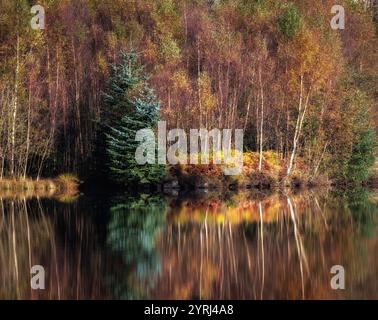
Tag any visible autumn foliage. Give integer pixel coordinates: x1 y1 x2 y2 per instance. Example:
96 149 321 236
0 0 376 184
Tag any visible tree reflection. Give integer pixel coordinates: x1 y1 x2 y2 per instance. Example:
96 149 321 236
0 188 377 300
344 187 377 237
145 190 378 299
107 194 167 299
0 196 111 299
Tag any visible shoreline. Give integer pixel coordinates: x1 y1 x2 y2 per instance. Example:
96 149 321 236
0 175 79 201
0 168 375 200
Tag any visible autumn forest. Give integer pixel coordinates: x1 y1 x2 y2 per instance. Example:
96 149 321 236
0 0 377 187
1 0 378 302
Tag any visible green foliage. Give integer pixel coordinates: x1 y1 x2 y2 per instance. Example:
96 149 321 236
94 51 145 179
341 187 377 237
237 0 268 14
107 194 167 299
157 0 176 15
346 128 376 183
329 85 377 184
278 3 301 39
106 96 165 185
107 72 164 185
103 51 146 126
105 52 166 186
0 0 377 182
236 0 274 22
160 37 181 62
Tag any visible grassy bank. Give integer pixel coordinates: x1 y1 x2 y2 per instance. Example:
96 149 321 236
0 174 80 202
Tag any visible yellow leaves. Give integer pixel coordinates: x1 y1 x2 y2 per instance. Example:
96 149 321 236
168 193 296 226
160 37 181 63
96 52 108 75
298 30 319 75
243 151 282 175
283 25 341 94
171 70 191 93
105 31 117 51
156 0 175 16
285 28 317 79
143 37 158 64
152 0 182 63
198 72 216 112
125 20 144 43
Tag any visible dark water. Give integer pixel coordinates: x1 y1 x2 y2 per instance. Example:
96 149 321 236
0 188 377 300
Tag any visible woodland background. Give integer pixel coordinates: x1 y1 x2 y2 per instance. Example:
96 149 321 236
0 0 377 183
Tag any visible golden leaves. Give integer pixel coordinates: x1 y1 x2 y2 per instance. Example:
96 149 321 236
198 72 216 112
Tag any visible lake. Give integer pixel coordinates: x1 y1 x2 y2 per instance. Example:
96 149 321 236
0 187 377 299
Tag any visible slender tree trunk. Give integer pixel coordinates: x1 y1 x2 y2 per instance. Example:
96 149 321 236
258 67 264 172
0 88 9 178
287 76 311 176
218 66 223 128
243 99 251 132
197 40 202 128
24 79 32 179
11 35 20 177
72 37 84 161
312 142 328 178
37 134 52 180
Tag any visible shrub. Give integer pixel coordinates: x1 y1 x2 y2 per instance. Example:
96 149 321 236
278 3 301 39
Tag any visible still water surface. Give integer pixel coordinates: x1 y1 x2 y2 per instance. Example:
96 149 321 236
0 188 377 299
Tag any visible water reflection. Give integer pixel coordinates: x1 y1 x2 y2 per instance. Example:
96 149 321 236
0 197 110 299
107 195 167 299
0 188 377 300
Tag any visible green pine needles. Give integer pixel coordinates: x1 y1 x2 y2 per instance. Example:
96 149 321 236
105 52 166 186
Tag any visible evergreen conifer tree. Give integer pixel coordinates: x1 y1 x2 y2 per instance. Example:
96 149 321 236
105 52 165 185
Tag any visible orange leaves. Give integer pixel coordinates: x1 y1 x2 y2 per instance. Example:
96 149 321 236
280 21 341 95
